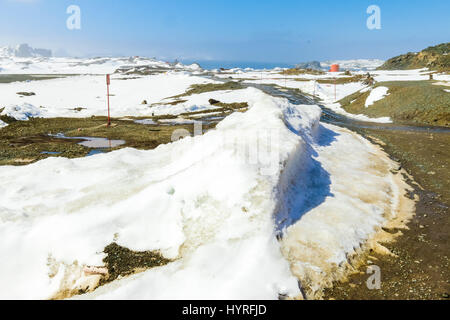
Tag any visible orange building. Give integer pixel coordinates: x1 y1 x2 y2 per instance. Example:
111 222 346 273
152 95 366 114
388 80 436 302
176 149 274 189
329 64 340 72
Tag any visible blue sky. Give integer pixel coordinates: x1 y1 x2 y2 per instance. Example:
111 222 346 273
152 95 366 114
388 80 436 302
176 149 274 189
0 0 449 63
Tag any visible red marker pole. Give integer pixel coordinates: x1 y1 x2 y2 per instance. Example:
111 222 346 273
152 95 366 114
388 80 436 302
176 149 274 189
106 74 111 127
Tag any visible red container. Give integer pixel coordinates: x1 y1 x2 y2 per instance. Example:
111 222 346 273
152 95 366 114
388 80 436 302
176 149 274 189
329 64 340 72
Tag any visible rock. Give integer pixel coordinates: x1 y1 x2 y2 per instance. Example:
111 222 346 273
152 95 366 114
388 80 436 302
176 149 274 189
16 92 35 96
141 100 148 105
209 99 221 105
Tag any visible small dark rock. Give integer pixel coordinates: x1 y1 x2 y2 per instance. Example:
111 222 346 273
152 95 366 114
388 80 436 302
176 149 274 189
16 92 36 96
209 99 221 105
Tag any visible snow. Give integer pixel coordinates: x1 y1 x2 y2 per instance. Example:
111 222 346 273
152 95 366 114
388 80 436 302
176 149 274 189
134 119 157 125
0 44 52 58
213 67 446 124
0 88 304 299
326 102 392 123
365 86 390 107
0 47 203 75
281 123 406 293
0 103 43 121
151 88 251 116
372 69 430 82
240 75 392 123
0 73 216 119
0 53 415 299
320 59 384 71
0 85 409 300
0 120 8 128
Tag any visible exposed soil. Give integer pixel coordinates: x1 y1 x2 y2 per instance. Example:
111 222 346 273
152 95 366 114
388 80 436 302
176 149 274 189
280 68 325 76
0 116 217 166
0 74 75 83
101 243 172 284
339 81 450 127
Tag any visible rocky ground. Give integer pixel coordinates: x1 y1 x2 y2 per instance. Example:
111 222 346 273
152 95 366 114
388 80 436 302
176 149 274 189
377 42 449 72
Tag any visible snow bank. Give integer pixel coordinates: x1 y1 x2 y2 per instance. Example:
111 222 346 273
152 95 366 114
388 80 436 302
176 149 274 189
280 124 413 297
0 87 318 300
365 87 389 107
1 103 43 121
0 120 8 128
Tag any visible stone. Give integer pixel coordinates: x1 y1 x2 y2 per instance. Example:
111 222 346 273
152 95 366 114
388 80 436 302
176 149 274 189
209 99 221 105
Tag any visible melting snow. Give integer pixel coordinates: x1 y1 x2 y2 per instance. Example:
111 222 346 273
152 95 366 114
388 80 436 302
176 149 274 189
365 87 390 108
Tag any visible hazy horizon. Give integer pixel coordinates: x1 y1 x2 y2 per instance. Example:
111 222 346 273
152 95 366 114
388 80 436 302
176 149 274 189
1 0 449 64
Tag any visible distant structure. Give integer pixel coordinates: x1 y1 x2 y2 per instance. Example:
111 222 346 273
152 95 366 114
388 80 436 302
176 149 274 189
329 64 340 72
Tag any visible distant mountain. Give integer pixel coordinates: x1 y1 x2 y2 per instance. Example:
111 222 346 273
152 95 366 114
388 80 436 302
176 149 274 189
295 61 322 71
377 43 450 72
0 44 52 58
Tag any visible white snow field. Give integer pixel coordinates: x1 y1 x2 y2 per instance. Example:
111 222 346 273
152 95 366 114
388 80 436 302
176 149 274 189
0 83 412 299
0 52 202 75
0 73 216 120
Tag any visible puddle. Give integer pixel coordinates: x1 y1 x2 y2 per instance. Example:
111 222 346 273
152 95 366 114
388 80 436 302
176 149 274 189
134 119 157 125
87 149 108 157
134 118 197 126
51 133 126 148
40 151 61 155
78 137 125 148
